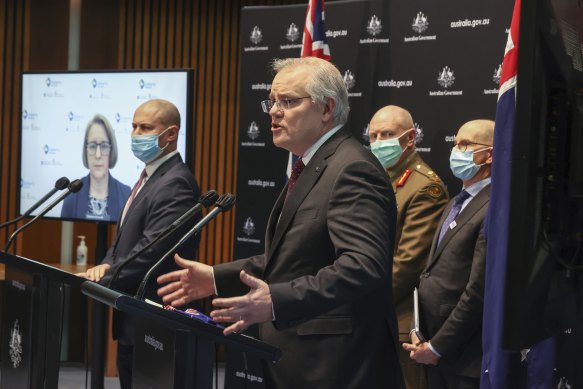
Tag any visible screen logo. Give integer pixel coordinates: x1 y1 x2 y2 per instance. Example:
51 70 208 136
243 217 256 236
437 66 455 88
360 14 389 44
9 319 23 368
247 121 260 140
366 15 382 36
250 26 263 45
244 26 268 51
286 23 300 43
412 12 429 34
241 122 265 147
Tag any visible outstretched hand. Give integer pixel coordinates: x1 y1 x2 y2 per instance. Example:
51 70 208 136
157 254 215 306
210 270 273 335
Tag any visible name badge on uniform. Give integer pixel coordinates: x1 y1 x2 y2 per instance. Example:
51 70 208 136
449 221 457 230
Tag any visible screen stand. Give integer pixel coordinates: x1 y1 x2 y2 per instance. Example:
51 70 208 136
91 222 109 388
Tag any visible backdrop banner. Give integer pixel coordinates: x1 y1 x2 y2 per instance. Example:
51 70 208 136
229 0 512 387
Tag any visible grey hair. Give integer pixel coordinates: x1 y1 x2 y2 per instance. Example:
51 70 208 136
271 57 350 126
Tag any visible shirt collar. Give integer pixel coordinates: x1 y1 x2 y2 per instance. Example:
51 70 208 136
464 177 491 198
144 150 179 179
301 124 344 166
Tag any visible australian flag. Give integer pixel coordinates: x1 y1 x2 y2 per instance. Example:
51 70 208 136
301 0 331 60
481 0 555 387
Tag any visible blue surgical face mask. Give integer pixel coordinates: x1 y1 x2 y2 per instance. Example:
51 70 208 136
449 147 490 180
131 127 171 163
370 129 412 169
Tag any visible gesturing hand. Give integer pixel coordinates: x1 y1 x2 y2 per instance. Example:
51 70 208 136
157 254 215 306
210 270 273 335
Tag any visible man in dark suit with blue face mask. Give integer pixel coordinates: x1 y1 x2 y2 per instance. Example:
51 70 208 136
403 119 494 389
77 99 200 389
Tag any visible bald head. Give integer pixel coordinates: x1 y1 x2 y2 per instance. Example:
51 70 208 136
456 119 494 146
136 99 181 129
370 105 414 134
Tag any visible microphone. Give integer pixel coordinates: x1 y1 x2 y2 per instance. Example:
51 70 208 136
0 177 70 229
135 193 236 300
168 190 219 231
3 179 83 252
105 190 219 289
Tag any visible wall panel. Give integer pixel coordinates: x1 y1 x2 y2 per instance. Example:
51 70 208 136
1 0 313 264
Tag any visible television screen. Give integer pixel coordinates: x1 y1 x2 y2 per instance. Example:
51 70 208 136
19 69 194 223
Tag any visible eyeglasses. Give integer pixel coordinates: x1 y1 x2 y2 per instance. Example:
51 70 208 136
260 96 312 113
86 142 112 155
451 141 492 153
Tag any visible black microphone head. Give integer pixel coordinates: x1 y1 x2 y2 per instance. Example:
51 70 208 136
199 190 219 208
68 179 84 193
216 193 236 211
55 177 70 190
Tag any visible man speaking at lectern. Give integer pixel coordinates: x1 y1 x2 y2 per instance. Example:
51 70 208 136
158 57 403 388
78 99 200 389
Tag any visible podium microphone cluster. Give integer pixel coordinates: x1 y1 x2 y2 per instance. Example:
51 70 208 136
3 179 83 252
0 176 70 229
135 193 236 300
106 190 220 289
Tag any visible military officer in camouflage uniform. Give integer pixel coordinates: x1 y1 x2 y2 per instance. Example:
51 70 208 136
369 105 449 389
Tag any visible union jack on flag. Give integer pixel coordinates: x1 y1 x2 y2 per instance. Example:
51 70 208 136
301 0 331 60
288 0 332 178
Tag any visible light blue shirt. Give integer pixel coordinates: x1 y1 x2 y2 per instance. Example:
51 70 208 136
301 124 344 164
460 177 491 214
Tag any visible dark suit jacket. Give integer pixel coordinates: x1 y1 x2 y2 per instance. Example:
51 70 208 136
215 129 402 389
60 173 131 221
418 184 490 378
100 154 200 343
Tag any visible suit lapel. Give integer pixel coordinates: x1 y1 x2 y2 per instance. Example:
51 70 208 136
266 129 350 261
112 154 181 254
428 200 453 258
427 184 490 268
264 187 286 253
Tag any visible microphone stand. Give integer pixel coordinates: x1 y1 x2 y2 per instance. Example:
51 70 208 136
134 193 236 300
105 190 219 288
0 177 70 229
3 179 83 252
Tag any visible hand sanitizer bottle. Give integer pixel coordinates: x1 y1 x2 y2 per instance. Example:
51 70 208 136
76 235 88 266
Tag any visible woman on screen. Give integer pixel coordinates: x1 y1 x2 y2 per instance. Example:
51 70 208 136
61 114 131 221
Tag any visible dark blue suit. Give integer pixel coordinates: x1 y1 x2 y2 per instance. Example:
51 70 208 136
60 173 131 221
99 154 200 388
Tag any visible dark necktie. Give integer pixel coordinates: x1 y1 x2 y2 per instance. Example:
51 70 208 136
437 190 470 245
286 158 305 200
